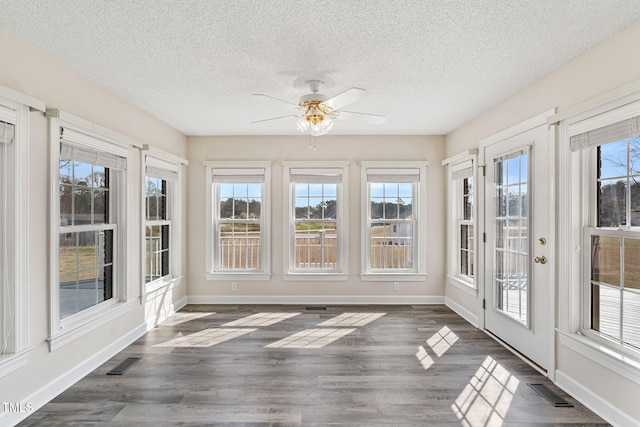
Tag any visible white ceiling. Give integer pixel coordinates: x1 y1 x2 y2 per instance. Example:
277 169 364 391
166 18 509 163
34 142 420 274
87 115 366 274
1 1 640 136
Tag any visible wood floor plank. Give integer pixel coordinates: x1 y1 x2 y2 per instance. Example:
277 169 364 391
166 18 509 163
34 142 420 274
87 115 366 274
19 305 610 426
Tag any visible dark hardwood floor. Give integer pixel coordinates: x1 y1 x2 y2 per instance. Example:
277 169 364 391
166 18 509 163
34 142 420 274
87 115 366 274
20 305 609 426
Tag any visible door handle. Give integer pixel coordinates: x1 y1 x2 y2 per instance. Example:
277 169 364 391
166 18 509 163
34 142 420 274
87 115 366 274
534 255 547 264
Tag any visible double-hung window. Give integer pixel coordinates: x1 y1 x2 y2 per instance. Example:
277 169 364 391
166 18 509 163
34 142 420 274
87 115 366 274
361 161 428 281
205 162 271 280
567 104 640 354
49 110 135 350
283 162 348 280
0 89 40 376
143 147 186 295
443 153 477 292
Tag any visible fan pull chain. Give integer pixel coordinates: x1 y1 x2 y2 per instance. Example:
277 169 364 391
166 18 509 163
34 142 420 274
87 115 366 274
308 134 318 151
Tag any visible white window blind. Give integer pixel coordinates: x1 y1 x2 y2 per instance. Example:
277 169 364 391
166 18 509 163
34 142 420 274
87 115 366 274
146 165 178 182
0 121 14 145
60 141 127 171
367 168 421 183
60 127 128 170
289 168 343 184
212 168 265 183
451 159 474 180
570 115 640 151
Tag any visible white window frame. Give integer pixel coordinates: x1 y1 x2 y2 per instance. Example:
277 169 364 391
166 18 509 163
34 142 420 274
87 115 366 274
360 161 428 282
141 146 187 300
0 86 43 377
282 161 349 281
443 151 478 295
48 110 139 351
205 161 271 281
558 94 640 385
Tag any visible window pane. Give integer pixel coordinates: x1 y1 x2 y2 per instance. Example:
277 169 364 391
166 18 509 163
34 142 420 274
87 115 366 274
623 290 640 350
398 183 412 197
370 198 384 219
74 162 92 185
598 179 626 227
92 165 107 188
591 283 621 341
308 197 323 219
384 183 398 197
73 185 92 225
218 222 261 269
293 222 337 269
145 225 170 283
631 178 640 226
233 183 248 198
60 183 73 226
591 235 620 286
59 230 113 319
399 199 412 219
94 189 108 224
599 139 627 179
624 237 640 290
308 183 323 197
369 222 413 269
219 183 234 199
384 202 398 219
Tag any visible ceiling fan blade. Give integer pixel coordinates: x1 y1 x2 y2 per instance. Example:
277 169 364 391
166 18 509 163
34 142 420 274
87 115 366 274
251 93 298 107
250 114 298 124
337 110 386 125
324 87 368 110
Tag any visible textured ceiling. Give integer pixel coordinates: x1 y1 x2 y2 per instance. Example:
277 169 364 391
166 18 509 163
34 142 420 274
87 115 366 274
1 1 640 136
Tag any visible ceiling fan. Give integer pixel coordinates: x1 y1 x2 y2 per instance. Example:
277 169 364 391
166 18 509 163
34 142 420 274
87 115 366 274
251 80 386 137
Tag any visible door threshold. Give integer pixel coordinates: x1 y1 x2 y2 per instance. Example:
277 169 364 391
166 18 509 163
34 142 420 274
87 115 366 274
484 329 547 377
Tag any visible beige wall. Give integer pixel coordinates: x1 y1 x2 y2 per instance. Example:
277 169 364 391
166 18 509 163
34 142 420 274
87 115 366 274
444 20 640 424
0 29 188 423
187 135 446 302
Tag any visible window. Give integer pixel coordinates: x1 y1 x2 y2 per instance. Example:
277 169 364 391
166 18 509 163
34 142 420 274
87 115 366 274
49 110 136 350
205 162 271 280
283 162 348 280
361 162 428 281
562 100 640 362
0 93 34 377
443 153 477 292
143 148 186 294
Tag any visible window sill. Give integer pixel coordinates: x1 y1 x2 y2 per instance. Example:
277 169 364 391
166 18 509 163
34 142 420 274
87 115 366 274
48 300 134 352
0 347 32 379
205 272 272 281
283 273 349 282
360 273 427 282
447 275 478 297
142 275 183 303
557 329 640 385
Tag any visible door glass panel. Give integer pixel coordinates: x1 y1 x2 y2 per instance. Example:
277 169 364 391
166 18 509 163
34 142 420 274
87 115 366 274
494 150 529 326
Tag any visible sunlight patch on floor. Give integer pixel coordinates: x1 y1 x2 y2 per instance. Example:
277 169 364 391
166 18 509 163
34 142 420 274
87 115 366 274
427 325 459 357
451 355 520 427
221 312 301 327
415 345 434 369
265 328 357 349
161 312 214 326
154 328 256 348
316 312 386 327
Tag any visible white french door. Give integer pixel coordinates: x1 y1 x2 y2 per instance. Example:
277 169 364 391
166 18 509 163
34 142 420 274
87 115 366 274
482 118 553 370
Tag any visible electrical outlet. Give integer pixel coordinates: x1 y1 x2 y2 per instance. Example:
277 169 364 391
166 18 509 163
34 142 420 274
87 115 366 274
393 282 400 291
231 281 238 291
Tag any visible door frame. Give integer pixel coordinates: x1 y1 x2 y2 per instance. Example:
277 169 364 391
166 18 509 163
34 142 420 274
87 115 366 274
477 109 556 380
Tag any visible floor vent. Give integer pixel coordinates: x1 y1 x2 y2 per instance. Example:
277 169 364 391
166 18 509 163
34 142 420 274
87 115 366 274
528 383 574 407
107 357 141 375
306 306 327 311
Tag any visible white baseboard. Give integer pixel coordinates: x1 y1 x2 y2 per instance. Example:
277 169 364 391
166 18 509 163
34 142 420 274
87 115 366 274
2 323 147 427
187 295 445 305
555 370 638 427
444 296 480 328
